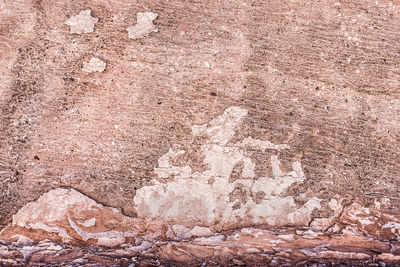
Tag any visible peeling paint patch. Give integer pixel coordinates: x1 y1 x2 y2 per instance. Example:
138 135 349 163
82 57 106 73
288 197 322 224
154 149 192 179
241 137 290 151
191 106 248 145
127 12 158 39
134 106 321 227
65 10 98 34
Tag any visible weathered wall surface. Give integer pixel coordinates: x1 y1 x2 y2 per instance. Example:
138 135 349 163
1 0 400 265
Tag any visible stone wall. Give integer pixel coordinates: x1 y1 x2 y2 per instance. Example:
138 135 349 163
1 0 400 265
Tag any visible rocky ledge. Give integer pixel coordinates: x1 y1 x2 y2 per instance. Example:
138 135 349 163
1 188 400 265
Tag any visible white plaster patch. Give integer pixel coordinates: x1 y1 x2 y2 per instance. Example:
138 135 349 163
82 57 106 73
134 106 321 227
191 106 248 145
241 136 290 151
154 149 191 179
65 10 98 34
288 197 322 225
127 12 158 39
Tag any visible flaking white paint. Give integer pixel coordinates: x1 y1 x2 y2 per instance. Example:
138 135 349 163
127 12 158 39
82 57 106 73
134 106 321 227
65 10 98 34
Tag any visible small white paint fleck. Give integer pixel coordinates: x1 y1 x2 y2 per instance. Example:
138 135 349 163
65 10 98 34
358 217 374 226
127 12 158 39
241 137 290 151
356 69 360 74
82 57 106 73
205 61 211 68
77 218 96 228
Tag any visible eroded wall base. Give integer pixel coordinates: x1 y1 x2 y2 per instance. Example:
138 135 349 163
1 188 400 265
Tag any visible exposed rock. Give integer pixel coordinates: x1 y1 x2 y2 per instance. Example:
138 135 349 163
1 186 400 265
172 224 192 240
190 226 213 237
1 188 138 247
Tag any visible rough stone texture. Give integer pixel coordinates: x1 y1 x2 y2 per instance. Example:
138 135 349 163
1 0 400 265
